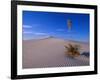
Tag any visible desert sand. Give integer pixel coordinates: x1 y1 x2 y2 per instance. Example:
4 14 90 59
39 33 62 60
22 37 89 69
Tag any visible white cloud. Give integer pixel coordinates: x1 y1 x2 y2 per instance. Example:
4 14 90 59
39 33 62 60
23 24 40 29
23 25 32 28
34 32 47 35
23 31 33 34
23 31 47 36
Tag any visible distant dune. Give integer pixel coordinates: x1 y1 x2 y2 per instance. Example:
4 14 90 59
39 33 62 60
22 37 89 69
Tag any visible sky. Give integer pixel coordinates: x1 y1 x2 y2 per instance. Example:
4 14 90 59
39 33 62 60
22 11 90 42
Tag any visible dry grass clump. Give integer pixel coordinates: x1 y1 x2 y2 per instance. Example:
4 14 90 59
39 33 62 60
65 44 80 58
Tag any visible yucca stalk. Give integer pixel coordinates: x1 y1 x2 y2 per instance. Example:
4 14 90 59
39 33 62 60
65 44 80 57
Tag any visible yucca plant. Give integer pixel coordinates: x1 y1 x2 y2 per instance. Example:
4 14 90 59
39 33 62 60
65 44 80 57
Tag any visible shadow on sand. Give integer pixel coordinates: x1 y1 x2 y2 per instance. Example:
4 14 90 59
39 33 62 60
81 52 90 57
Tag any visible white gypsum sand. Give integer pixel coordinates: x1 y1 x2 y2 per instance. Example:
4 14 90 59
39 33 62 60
22 37 89 69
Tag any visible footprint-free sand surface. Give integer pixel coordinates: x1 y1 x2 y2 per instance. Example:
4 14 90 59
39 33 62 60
22 37 89 69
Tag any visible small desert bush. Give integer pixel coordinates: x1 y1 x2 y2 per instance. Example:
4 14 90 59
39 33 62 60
65 44 80 57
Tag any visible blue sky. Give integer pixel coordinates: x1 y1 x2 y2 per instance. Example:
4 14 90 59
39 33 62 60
22 11 90 42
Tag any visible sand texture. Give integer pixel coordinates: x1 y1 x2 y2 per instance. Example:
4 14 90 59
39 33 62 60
22 38 89 69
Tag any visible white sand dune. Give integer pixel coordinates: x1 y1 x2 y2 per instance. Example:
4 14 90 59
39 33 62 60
22 38 89 69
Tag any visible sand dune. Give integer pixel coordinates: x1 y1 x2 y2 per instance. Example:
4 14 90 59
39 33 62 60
22 38 89 69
